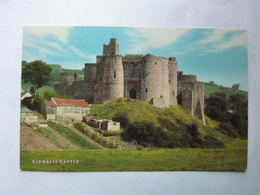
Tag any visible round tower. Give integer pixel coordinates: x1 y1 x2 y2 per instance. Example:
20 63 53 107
102 55 124 103
141 54 169 108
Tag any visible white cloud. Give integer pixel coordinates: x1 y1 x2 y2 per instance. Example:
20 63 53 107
69 46 96 61
197 29 247 52
208 32 247 52
126 27 191 53
23 26 73 43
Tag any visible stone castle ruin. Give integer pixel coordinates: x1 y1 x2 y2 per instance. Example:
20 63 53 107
55 38 205 124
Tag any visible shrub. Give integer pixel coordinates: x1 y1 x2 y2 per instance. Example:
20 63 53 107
74 122 117 149
112 114 129 128
124 121 172 148
103 131 121 136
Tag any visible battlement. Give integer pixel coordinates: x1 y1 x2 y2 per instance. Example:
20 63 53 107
178 73 197 82
103 38 119 55
169 57 177 61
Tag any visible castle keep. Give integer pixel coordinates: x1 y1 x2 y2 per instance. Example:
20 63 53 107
55 38 205 124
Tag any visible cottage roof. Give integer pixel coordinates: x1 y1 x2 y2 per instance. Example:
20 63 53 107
83 115 93 121
44 100 56 107
51 98 90 107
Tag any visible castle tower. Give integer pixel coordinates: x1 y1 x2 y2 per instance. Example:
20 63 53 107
94 38 124 104
177 72 205 124
103 38 119 55
102 55 124 103
141 54 170 108
168 57 178 105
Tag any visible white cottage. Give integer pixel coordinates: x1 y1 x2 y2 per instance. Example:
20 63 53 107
42 98 90 121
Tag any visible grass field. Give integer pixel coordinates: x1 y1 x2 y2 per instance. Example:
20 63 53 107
20 140 247 172
204 83 248 98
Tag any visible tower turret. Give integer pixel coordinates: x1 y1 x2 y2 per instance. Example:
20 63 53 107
103 38 119 55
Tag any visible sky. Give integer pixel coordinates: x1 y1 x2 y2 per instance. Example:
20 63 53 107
22 26 248 91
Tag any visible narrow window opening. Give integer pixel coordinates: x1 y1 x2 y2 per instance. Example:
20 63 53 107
173 91 175 95
114 71 116 78
146 88 148 93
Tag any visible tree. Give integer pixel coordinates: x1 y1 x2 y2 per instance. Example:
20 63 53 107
22 60 52 91
208 81 215 86
232 83 240 90
22 60 27 68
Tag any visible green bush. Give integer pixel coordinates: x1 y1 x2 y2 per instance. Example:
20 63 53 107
74 122 117 149
124 121 173 148
103 131 121 136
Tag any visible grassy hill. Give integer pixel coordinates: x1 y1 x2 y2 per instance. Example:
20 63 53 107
204 82 248 99
91 98 232 148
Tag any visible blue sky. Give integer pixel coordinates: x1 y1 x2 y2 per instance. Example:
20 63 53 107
22 26 248 91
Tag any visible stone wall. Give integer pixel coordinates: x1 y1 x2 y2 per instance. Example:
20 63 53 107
60 72 75 85
177 73 205 124
122 55 144 100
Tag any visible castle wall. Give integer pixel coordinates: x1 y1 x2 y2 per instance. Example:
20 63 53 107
193 81 205 124
122 55 144 100
85 63 96 82
70 81 95 103
60 72 75 85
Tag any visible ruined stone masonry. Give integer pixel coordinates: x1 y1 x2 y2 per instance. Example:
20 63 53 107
55 38 205 124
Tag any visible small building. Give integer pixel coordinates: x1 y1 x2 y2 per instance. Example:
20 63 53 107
21 89 33 101
20 107 39 125
83 116 120 131
42 98 90 121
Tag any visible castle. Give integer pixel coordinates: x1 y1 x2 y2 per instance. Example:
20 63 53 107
55 38 205 124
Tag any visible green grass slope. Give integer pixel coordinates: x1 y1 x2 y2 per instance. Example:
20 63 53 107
91 98 231 148
204 83 248 99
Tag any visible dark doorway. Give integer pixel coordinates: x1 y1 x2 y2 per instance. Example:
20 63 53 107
129 88 137 99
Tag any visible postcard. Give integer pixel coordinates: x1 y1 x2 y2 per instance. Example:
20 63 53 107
20 26 248 171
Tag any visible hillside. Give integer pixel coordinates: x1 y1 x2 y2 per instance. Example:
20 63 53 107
204 82 248 99
91 98 232 148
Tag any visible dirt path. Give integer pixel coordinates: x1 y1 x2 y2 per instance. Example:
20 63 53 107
68 126 107 149
20 124 61 151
